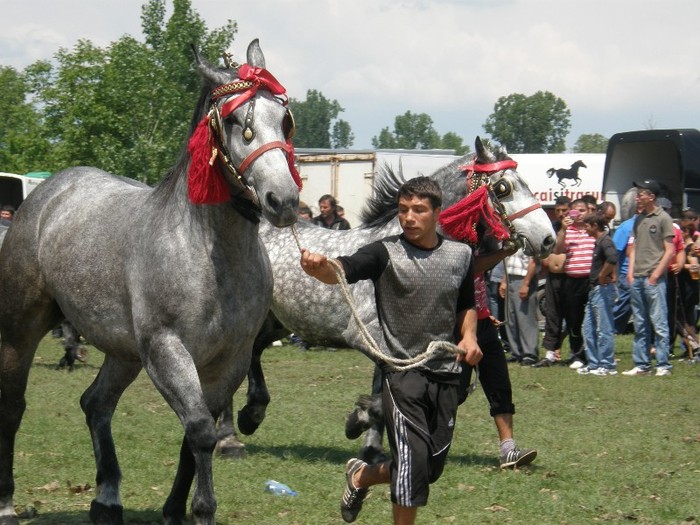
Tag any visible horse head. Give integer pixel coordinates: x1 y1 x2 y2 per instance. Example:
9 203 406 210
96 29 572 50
572 160 587 169
466 137 555 258
189 39 300 227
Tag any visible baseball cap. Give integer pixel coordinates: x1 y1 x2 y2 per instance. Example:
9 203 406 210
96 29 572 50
633 179 661 196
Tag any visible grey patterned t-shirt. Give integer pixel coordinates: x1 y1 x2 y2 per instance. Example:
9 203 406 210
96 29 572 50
338 234 474 379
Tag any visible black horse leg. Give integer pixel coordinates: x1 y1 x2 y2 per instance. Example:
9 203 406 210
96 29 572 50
360 365 387 464
236 314 288 435
81 356 141 525
57 320 82 370
214 405 245 458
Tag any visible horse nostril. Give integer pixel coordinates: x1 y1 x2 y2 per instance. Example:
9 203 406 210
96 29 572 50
543 235 555 248
266 191 280 211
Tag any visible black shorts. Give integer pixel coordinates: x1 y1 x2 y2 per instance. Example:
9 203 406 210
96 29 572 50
383 370 459 507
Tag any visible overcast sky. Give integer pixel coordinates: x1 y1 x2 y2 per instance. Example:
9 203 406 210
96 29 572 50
2 0 699 150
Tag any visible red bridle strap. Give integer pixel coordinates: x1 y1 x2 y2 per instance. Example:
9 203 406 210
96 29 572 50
508 202 543 221
459 159 518 173
238 141 292 175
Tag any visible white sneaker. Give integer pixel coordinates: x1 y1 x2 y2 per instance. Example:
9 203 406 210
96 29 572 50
622 366 651 376
569 360 585 370
589 368 608 376
655 368 671 377
577 366 592 375
606 369 618 376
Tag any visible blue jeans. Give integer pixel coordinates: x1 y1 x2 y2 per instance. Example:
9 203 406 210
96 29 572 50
613 278 632 334
583 284 616 369
630 276 672 370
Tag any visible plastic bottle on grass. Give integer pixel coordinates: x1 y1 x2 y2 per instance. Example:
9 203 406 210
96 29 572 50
265 479 298 496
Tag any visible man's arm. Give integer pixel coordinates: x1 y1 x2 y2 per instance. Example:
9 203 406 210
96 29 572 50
553 216 572 254
649 239 675 285
455 308 482 366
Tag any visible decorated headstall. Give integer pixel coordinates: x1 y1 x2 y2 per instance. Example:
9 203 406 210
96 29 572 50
439 159 540 247
187 57 302 206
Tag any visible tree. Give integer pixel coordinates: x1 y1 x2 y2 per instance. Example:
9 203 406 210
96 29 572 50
372 111 469 154
373 111 441 149
0 66 51 173
26 0 237 183
289 89 351 148
573 133 609 153
483 91 571 153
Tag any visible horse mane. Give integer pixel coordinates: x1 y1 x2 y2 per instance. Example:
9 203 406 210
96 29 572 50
359 163 407 228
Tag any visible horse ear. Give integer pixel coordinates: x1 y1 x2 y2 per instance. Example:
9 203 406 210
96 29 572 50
192 45 231 86
246 38 266 69
475 136 496 163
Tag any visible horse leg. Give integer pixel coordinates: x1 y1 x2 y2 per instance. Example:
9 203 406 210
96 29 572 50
144 338 222 525
351 366 388 465
80 356 141 525
1 304 61 525
214 405 245 459
236 313 288 436
57 321 82 370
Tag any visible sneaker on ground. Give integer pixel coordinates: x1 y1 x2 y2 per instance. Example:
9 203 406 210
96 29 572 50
655 367 672 377
341 458 369 523
589 367 610 376
569 360 585 370
532 358 557 368
605 369 618 376
500 447 538 469
520 356 537 366
577 366 593 375
622 366 651 376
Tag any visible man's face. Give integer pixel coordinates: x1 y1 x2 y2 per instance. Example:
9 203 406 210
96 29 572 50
0 210 11 221
319 200 333 218
398 195 439 249
586 202 597 214
571 202 587 223
603 206 616 223
636 190 655 209
583 221 597 238
554 204 569 220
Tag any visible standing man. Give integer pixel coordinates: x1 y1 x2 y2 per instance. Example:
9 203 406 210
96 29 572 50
534 196 570 367
500 248 539 365
313 194 351 230
301 177 481 525
623 180 675 376
553 199 595 368
579 212 618 375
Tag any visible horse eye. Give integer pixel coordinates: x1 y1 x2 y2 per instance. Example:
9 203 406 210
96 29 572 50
493 179 513 198
283 109 296 140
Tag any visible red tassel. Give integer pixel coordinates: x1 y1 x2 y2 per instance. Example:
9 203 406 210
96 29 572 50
187 117 231 205
439 186 511 244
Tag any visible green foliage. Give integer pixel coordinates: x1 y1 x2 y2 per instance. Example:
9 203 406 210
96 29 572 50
5 0 236 183
289 89 352 148
573 133 609 153
483 91 571 153
13 334 699 524
0 65 52 173
372 111 470 154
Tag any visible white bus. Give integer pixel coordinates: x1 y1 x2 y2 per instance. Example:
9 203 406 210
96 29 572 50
0 171 51 211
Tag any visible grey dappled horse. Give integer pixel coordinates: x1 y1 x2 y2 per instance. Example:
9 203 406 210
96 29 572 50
0 40 299 525
224 138 556 461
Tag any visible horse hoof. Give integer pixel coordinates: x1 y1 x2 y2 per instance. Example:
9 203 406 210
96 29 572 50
237 407 263 436
89 500 124 525
0 514 21 525
360 446 388 465
215 434 246 459
345 409 369 440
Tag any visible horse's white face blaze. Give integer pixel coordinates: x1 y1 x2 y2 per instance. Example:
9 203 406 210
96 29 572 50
221 92 299 227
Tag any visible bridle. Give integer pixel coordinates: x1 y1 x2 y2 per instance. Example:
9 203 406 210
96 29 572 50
461 159 543 249
187 59 302 207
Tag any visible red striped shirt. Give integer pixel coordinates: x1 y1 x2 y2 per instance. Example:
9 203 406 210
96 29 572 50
563 226 594 277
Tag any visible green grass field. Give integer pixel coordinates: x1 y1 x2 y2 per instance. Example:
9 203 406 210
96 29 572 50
9 334 700 524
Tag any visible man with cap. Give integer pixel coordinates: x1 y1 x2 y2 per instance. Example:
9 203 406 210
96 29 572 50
623 180 676 376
